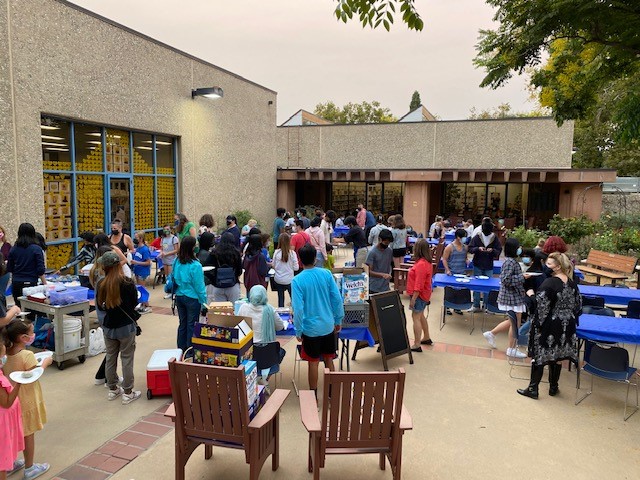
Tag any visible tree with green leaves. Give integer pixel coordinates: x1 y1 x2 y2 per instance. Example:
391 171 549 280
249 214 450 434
333 0 423 31
314 101 397 124
474 0 640 143
409 90 421 111
468 103 549 120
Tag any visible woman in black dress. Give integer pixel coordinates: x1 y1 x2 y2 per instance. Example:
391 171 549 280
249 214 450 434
517 252 582 399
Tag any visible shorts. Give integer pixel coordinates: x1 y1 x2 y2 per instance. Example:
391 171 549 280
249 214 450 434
412 297 430 313
135 275 149 282
300 331 338 361
392 248 407 258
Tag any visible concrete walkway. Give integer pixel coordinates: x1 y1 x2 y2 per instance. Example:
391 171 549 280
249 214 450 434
25 272 640 480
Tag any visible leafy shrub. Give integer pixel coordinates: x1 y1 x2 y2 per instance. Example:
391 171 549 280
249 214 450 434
547 215 596 245
506 226 546 249
600 214 640 230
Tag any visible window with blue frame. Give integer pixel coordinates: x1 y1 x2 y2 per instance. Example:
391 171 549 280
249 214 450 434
41 116 178 271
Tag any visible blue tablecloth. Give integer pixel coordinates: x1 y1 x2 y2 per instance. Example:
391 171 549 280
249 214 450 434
434 273 638 307
334 226 349 237
577 314 640 344
578 285 640 306
339 327 375 346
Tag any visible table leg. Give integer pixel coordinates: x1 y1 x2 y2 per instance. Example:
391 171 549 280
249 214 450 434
339 339 351 372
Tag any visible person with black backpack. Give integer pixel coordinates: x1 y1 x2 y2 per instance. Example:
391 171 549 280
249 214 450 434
202 232 242 302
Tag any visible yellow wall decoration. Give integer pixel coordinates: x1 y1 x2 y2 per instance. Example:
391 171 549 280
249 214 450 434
43 173 73 242
47 243 73 271
134 176 155 230
77 174 105 233
157 177 176 227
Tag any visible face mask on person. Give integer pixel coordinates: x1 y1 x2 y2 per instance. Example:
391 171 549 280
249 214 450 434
380 242 390 249
516 247 523 256
522 257 531 265
0 232 4 240
0 355 6 368
24 333 36 347
174 219 180 227
133 239 140 246
111 229 119 236
163 229 171 236
226 220 232 226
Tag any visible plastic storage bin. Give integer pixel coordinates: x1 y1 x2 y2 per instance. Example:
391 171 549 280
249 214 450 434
49 286 89 306
341 302 369 328
146 348 183 399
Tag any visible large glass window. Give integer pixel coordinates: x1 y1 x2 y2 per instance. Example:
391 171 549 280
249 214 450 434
41 116 178 271
383 183 404 214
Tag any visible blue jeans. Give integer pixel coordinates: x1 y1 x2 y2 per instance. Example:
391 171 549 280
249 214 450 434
176 295 201 355
473 267 494 308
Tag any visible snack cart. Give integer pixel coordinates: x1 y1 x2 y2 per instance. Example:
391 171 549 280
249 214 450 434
18 296 90 370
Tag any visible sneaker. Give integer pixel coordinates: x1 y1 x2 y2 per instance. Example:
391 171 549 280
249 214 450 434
107 386 124 401
8 458 25 475
104 376 124 388
139 306 152 315
506 348 527 359
122 390 142 405
472 306 484 313
23 463 50 480
135 303 143 312
163 293 172 299
94 377 106 385
483 331 497 349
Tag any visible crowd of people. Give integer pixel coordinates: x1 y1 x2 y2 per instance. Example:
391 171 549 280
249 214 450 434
0 206 589 478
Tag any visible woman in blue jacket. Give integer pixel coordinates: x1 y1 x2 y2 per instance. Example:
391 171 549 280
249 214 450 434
172 236 207 354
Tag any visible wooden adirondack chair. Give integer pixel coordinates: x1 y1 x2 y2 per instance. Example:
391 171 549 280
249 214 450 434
164 360 290 480
299 369 412 480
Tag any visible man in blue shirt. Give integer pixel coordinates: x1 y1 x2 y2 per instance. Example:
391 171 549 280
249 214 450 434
131 231 152 314
272 207 286 244
364 208 376 241
292 244 344 397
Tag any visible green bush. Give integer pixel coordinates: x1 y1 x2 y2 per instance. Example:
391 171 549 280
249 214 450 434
506 226 546 249
547 214 596 245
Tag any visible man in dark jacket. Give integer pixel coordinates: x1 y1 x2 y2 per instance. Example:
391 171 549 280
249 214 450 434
468 220 502 311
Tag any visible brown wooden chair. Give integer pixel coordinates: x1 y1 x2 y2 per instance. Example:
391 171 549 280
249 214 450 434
432 240 446 273
299 368 412 480
165 360 290 480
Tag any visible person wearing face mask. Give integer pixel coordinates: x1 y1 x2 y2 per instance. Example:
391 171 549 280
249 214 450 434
158 225 179 285
441 229 470 315
468 219 502 311
482 238 528 358
109 219 134 255
3 319 53 478
131 232 151 314
290 219 310 272
224 215 241 247
365 229 394 294
517 252 582 399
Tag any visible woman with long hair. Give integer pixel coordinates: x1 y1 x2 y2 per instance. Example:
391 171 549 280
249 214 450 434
174 213 197 241
7 223 46 305
406 239 433 351
95 251 141 405
517 252 581 399
391 214 408 269
172 236 207 354
242 234 269 294
271 233 299 307
203 232 242 302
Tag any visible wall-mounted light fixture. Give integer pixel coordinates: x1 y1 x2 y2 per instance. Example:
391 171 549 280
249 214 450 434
192 87 224 99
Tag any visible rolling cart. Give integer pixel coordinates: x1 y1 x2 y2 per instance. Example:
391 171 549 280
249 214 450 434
18 297 90 370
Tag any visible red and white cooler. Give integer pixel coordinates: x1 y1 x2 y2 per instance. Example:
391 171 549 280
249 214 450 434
146 348 183 400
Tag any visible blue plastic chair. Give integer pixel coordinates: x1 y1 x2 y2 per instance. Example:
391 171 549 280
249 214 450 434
576 343 639 421
441 286 475 334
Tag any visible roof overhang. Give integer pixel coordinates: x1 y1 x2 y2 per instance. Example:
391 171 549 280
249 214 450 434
276 168 616 184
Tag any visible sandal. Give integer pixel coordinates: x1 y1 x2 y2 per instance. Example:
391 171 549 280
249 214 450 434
420 339 433 345
410 346 423 352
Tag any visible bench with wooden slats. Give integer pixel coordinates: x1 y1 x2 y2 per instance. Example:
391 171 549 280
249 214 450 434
579 249 638 285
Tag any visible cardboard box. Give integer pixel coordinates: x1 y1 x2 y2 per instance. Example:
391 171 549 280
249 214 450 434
192 314 254 367
341 273 369 304
207 301 234 315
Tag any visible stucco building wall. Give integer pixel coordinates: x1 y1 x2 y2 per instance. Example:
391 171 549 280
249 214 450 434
0 0 278 237
276 118 574 170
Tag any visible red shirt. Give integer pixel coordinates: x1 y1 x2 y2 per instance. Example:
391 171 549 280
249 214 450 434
407 258 433 302
150 237 162 250
290 231 310 265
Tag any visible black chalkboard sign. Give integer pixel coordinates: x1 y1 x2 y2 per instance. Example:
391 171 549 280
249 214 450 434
369 291 413 370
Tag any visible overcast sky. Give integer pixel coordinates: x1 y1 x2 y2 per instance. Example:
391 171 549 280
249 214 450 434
68 0 533 124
